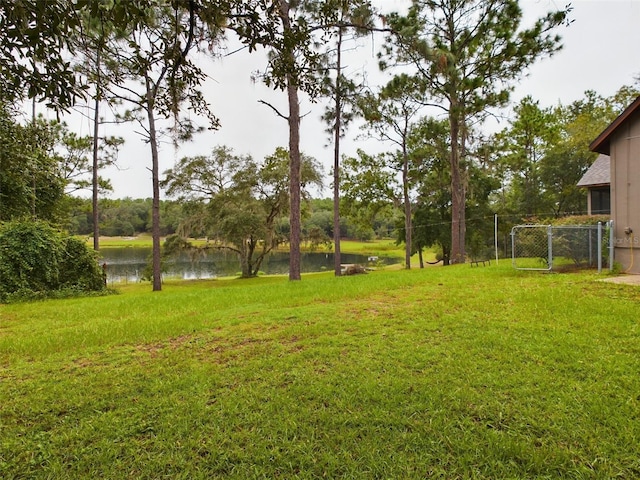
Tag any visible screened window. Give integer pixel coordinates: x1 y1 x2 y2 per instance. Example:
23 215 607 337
591 187 610 214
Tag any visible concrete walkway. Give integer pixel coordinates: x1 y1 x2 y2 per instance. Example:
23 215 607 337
599 275 640 285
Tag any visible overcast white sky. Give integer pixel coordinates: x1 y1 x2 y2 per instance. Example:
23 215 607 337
63 0 640 199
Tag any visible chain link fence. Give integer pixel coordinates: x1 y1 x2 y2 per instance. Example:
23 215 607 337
379 214 614 271
510 223 613 271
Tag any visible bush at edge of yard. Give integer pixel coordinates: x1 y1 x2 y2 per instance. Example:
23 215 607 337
0 219 106 302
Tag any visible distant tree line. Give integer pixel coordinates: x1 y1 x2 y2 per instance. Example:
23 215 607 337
65 196 396 244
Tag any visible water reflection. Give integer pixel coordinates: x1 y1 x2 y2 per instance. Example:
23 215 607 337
99 247 396 284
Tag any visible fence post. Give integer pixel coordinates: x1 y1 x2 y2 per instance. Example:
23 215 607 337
547 225 553 270
510 227 516 268
588 227 593 267
597 222 602 273
609 220 615 271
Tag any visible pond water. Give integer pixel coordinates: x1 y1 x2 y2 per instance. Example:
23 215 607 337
99 247 396 284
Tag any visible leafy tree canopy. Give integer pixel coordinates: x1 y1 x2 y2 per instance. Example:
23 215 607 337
381 0 569 262
162 145 323 278
0 104 66 222
0 0 153 110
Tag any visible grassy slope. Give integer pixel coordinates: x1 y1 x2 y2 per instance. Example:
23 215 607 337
1 265 639 478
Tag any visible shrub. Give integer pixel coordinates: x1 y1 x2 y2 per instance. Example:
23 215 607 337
0 220 105 302
59 236 105 291
551 215 610 226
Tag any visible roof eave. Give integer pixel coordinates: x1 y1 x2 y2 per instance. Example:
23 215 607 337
577 182 609 188
590 95 640 155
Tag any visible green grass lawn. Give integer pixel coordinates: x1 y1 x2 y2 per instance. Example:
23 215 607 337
1 265 639 478
86 234 156 247
338 238 408 259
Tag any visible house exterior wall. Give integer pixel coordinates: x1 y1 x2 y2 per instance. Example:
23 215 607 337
611 109 640 273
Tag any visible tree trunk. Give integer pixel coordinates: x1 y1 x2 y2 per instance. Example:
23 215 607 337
280 0 302 281
31 98 36 218
146 77 162 291
459 123 467 261
449 110 465 264
287 80 302 281
402 145 412 269
92 45 101 252
443 244 451 266
240 240 251 278
333 27 344 277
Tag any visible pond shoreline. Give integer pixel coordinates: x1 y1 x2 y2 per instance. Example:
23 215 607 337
98 246 399 284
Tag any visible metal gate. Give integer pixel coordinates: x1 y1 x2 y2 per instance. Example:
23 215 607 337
511 222 613 272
